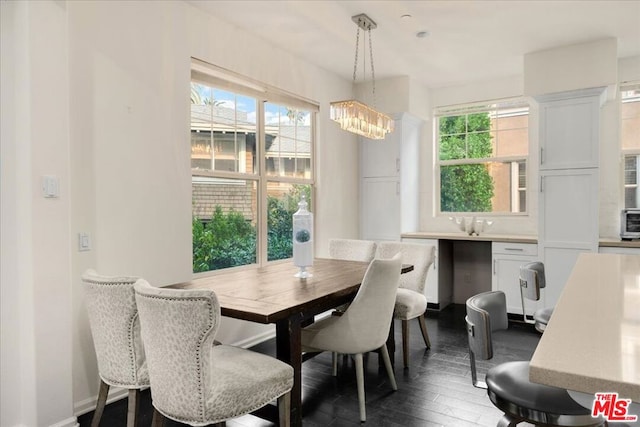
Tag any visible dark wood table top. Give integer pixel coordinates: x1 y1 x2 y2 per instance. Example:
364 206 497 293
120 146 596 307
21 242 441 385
169 258 412 324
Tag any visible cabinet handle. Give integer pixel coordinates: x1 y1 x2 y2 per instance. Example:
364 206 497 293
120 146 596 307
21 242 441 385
396 158 400 172
493 259 496 275
540 147 544 165
540 176 544 193
504 247 524 252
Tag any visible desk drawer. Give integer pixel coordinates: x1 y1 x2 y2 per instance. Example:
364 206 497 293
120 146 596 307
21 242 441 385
492 242 537 256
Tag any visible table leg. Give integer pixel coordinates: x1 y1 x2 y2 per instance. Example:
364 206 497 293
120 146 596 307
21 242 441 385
276 315 303 427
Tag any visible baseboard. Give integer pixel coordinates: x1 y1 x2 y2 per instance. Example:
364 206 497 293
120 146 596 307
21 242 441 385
74 386 129 417
229 328 277 349
426 302 440 311
48 416 79 427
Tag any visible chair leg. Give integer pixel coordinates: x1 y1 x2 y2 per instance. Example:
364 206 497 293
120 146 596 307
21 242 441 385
402 319 410 368
379 344 398 391
417 314 431 349
354 353 366 423
332 352 338 376
496 413 521 427
278 391 291 427
90 379 110 427
127 389 140 427
151 408 164 427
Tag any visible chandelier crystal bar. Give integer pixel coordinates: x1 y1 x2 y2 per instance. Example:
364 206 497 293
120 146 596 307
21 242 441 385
330 100 394 140
330 13 394 140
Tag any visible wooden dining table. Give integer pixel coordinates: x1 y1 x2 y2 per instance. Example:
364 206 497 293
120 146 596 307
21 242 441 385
169 257 412 427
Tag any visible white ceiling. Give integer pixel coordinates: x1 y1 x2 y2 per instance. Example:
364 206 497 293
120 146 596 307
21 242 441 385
187 0 640 89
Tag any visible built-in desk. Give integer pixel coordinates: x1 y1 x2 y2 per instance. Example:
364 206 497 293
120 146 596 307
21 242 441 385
401 232 538 312
529 253 640 403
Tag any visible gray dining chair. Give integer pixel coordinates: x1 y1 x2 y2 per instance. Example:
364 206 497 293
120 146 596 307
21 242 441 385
82 269 149 427
465 291 602 427
134 279 293 427
519 261 554 333
377 241 436 368
301 254 402 422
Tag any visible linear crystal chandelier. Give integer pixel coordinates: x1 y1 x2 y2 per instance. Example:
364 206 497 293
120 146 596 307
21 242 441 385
330 14 394 140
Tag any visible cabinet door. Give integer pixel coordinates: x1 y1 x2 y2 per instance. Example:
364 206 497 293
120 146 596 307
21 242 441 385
360 127 399 178
537 89 603 170
539 169 598 308
361 177 400 241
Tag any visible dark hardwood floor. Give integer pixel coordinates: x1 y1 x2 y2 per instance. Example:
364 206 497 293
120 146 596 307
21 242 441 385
78 304 541 427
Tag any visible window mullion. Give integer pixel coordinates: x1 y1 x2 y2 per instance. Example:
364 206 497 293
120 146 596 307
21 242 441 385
257 100 268 266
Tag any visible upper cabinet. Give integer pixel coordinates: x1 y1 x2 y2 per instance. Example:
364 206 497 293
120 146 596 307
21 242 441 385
360 112 423 241
537 88 606 170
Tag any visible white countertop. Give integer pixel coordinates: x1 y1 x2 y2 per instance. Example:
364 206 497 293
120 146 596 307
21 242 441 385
529 253 640 402
401 231 537 243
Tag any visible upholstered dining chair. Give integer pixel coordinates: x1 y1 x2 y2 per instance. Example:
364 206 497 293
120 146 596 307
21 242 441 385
328 238 377 262
377 241 436 368
301 254 402 423
465 291 602 427
82 269 149 427
133 279 294 427
519 261 554 333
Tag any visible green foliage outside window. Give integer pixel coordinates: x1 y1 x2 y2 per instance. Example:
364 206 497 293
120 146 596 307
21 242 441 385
192 185 312 272
439 113 494 212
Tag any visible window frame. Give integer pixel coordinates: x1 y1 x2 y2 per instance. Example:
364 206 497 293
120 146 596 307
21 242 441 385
434 99 530 216
621 83 640 209
190 59 317 276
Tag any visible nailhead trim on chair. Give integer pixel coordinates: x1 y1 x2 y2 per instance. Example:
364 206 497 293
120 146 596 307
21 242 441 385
138 293 214 424
84 277 141 386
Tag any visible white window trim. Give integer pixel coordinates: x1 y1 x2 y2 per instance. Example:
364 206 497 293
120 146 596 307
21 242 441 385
435 98 530 216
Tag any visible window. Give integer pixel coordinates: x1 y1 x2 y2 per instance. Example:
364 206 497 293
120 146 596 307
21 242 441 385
621 85 640 208
191 60 316 273
436 100 529 214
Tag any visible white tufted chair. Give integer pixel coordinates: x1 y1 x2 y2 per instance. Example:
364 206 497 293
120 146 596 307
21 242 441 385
133 279 294 427
301 254 402 422
377 242 436 368
82 269 149 427
328 238 377 262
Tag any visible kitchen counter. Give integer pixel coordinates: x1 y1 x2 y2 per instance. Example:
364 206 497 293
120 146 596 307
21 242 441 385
529 253 640 402
401 231 537 244
599 238 640 248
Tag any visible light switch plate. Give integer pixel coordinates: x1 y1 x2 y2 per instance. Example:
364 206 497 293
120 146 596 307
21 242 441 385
78 233 91 252
42 175 59 198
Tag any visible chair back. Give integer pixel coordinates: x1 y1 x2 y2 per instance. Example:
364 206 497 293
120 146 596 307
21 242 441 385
82 269 148 388
519 261 546 301
134 280 220 424
465 291 508 361
335 254 402 353
329 238 377 262
377 242 435 293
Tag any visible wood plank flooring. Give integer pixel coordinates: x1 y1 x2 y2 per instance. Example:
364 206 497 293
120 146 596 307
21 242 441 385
78 304 541 427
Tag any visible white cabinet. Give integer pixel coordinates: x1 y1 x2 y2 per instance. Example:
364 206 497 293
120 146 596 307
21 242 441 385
538 88 604 170
491 242 539 315
360 112 423 241
598 246 640 255
535 88 604 310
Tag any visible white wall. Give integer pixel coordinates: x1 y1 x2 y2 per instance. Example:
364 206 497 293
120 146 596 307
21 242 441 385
1 1 76 426
2 0 359 425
